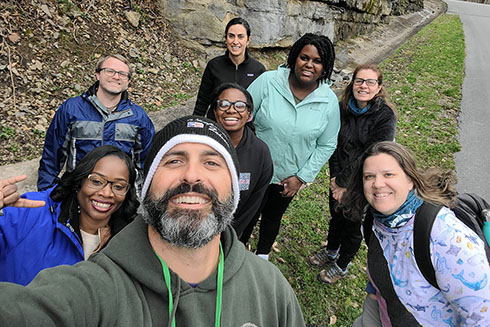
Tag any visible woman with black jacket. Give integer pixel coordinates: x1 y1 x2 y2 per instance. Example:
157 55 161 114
193 17 265 119
308 64 397 284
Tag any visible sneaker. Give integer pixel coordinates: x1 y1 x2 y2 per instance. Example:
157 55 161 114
256 253 269 261
307 248 339 267
317 263 348 284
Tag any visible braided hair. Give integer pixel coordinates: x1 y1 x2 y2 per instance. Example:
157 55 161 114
285 33 335 83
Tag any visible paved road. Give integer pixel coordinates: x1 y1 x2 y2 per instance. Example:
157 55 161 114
446 0 490 200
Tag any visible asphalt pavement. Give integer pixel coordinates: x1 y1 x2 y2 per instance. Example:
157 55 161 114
446 0 490 200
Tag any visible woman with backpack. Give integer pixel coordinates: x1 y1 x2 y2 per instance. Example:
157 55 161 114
342 141 490 326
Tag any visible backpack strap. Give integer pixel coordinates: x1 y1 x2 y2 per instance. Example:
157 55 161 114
413 202 442 289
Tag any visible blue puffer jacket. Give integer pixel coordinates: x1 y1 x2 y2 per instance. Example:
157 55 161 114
0 187 84 285
37 82 155 190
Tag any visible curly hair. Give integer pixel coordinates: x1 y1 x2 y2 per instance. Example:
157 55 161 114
50 145 139 224
341 141 457 220
339 63 395 112
285 33 335 83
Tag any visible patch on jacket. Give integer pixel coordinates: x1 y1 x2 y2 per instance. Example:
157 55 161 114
239 173 250 191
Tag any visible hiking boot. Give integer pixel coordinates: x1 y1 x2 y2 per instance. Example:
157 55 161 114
307 248 339 267
317 263 348 284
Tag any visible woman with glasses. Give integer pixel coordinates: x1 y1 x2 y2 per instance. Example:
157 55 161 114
246 33 340 260
193 17 266 119
0 145 138 285
308 64 397 284
208 83 273 242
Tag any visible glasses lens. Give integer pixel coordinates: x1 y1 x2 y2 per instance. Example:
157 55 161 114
118 72 130 80
218 100 231 110
366 79 378 86
354 78 363 85
234 101 248 112
112 182 129 195
87 175 106 189
102 68 116 76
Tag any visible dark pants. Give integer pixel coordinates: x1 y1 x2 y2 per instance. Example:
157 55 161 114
245 184 294 254
326 190 362 269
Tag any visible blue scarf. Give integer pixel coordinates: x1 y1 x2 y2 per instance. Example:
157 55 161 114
349 96 370 116
370 190 423 228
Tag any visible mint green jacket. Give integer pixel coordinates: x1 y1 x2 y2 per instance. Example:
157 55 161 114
248 66 340 183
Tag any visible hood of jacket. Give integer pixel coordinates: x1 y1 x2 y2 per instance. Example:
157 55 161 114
99 215 246 296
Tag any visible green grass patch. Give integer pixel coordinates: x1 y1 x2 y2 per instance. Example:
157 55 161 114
254 14 465 326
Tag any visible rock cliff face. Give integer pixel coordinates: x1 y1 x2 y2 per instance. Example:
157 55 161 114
155 0 423 58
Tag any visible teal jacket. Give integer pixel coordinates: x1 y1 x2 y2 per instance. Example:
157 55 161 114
248 66 340 183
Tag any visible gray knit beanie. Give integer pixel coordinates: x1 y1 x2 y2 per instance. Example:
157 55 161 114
141 115 240 211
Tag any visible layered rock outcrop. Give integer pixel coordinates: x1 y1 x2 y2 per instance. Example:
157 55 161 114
155 0 423 58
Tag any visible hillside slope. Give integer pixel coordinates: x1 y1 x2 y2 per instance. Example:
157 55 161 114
0 0 202 165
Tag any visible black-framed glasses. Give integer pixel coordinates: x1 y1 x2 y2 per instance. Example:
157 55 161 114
354 78 379 86
98 68 131 80
85 173 129 196
216 99 248 113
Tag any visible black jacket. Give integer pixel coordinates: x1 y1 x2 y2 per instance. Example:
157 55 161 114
329 97 397 187
233 126 273 236
193 50 266 117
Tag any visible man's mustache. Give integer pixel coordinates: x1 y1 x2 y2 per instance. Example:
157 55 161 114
150 182 219 210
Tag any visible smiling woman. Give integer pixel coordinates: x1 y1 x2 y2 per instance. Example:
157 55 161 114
308 64 397 285
341 141 490 326
193 17 266 119
0 146 139 285
246 33 340 258
208 83 273 240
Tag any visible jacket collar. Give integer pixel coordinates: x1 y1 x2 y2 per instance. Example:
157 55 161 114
224 49 251 66
272 65 333 106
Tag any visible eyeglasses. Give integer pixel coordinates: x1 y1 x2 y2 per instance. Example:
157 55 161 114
354 78 379 86
98 68 131 80
216 99 248 113
85 173 129 196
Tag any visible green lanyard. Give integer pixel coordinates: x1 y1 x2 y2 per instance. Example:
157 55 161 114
155 243 224 327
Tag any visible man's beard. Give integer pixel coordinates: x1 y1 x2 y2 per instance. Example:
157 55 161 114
142 182 235 249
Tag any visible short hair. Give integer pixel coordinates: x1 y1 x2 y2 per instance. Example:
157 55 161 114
340 63 395 111
285 33 335 83
225 17 251 38
209 82 254 114
341 141 457 220
50 145 139 223
95 54 132 78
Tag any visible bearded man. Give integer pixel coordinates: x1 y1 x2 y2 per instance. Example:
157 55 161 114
0 116 305 327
